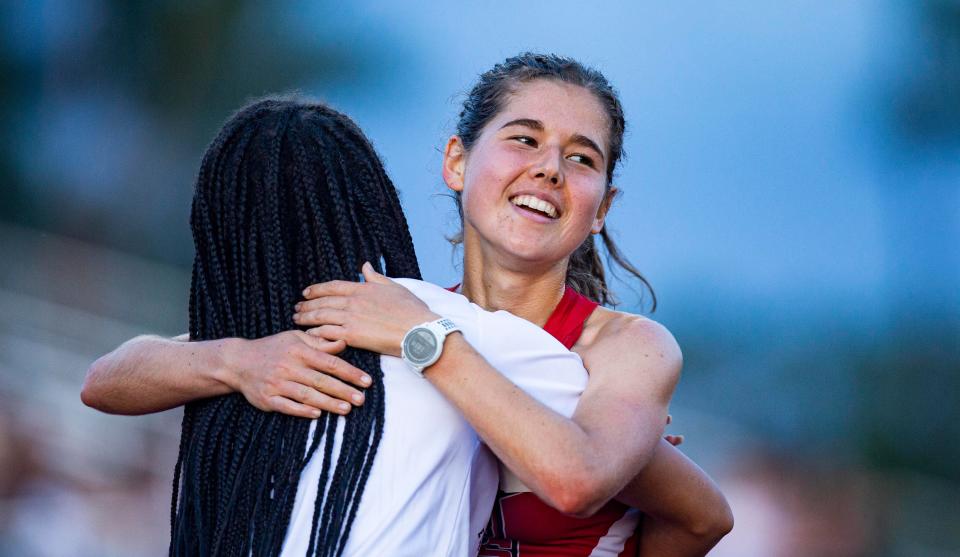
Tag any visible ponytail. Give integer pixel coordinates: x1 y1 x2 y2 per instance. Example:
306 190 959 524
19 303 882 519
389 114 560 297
565 228 656 310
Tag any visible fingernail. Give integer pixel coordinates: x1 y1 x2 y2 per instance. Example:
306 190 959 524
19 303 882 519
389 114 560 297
302 288 310 296
293 313 300 321
339 402 350 412
295 303 301 311
361 375 372 386
352 393 364 404
312 409 322 418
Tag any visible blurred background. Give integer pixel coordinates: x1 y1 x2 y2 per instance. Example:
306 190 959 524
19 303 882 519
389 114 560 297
1 1 958 556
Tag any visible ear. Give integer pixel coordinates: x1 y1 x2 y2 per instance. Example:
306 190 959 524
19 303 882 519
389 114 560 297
592 186 618 234
442 136 466 193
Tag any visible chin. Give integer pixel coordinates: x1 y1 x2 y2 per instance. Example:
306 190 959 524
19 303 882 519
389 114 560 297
497 240 565 268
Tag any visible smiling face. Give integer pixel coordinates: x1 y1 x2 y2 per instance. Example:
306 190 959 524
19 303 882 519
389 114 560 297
444 78 615 271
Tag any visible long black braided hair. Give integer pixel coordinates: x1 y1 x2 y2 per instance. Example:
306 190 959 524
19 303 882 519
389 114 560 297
171 97 420 557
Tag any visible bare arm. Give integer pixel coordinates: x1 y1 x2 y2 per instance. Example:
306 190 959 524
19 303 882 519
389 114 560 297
81 331 371 417
416 319 679 517
297 266 731 547
618 439 734 556
296 266 681 517
82 334 233 414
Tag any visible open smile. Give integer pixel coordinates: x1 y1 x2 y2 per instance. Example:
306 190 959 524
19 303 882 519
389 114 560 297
510 194 559 220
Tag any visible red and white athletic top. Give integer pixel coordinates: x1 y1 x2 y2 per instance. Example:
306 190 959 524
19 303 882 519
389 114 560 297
479 286 642 557
280 280 589 557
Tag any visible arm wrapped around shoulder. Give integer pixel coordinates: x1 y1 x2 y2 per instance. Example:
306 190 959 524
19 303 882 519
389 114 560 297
617 439 734 556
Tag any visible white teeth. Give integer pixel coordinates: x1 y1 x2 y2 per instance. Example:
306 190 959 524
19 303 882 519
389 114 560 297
511 195 558 218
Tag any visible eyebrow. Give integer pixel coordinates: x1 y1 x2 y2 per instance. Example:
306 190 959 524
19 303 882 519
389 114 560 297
500 118 544 132
499 118 606 162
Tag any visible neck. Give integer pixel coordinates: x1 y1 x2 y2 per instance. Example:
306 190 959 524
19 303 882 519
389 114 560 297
459 235 568 327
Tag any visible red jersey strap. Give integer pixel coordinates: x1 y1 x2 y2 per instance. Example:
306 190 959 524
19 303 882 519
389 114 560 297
445 284 598 350
542 286 599 350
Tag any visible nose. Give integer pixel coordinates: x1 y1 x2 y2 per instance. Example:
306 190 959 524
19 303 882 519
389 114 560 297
528 148 563 186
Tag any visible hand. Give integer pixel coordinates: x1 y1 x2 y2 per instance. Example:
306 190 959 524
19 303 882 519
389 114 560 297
293 262 439 357
223 330 372 418
664 414 684 446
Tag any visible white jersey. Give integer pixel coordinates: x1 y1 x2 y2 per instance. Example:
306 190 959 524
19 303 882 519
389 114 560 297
279 279 588 557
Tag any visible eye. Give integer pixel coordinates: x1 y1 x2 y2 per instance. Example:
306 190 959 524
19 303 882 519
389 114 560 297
510 135 538 147
567 153 596 168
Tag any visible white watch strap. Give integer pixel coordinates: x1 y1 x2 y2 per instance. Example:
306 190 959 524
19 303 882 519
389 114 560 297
430 318 459 337
402 318 461 376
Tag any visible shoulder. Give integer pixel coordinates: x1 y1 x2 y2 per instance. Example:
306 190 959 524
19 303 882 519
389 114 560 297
582 307 681 358
577 308 683 384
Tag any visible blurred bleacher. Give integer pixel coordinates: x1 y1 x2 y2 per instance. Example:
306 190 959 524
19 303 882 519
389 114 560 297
0 223 185 557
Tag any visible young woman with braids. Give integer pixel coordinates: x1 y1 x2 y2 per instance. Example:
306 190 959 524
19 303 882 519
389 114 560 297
84 56 731 556
158 98 430 556
86 97 599 555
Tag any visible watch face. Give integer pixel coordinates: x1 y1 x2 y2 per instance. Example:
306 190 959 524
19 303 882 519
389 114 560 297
404 328 438 365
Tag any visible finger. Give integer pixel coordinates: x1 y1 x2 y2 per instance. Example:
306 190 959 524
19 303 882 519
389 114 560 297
276 382 352 415
664 434 685 446
362 261 391 284
291 367 365 406
294 308 348 327
300 347 372 388
265 396 327 419
307 325 347 343
303 280 358 300
295 296 349 314
297 334 347 355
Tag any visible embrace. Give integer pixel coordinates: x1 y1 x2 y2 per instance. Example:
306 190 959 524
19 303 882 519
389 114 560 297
83 53 733 557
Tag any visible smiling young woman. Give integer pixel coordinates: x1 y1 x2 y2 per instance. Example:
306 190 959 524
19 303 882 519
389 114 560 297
446 78 617 306
296 53 732 556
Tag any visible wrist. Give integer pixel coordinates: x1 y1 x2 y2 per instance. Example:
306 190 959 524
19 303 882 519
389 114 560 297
400 316 459 375
421 330 465 379
210 337 245 393
393 312 442 357
411 311 442 328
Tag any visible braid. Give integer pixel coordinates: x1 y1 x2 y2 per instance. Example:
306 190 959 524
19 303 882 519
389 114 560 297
171 97 421 557
327 127 388 268
305 414 340 557
323 111 419 278
286 130 320 285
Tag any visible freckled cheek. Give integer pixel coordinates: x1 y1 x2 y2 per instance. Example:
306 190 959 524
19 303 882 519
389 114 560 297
463 166 515 214
476 146 527 181
564 190 605 236
461 180 504 233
